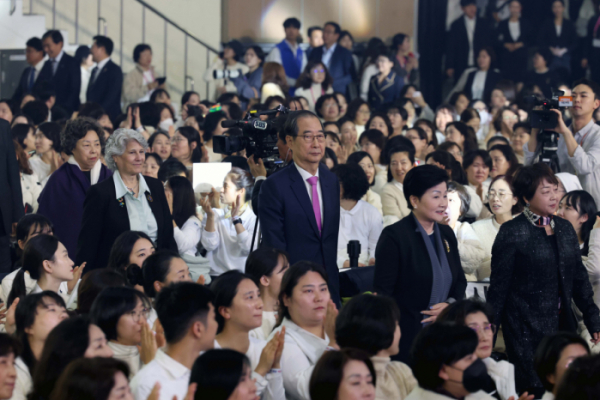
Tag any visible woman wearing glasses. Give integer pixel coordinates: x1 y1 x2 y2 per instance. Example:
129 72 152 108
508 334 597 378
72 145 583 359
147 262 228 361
169 126 204 170
437 299 521 400
90 286 153 377
295 61 334 112
487 163 600 394
472 175 522 280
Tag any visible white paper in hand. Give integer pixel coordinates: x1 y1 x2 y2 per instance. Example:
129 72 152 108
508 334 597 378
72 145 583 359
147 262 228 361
193 162 232 193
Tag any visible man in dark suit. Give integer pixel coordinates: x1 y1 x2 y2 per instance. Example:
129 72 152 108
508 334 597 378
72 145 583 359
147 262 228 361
12 37 46 104
259 110 341 305
39 30 81 115
0 120 24 275
87 36 123 121
446 0 493 83
309 22 356 96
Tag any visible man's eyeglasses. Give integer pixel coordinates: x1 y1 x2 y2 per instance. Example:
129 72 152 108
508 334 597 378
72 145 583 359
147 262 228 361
299 134 326 143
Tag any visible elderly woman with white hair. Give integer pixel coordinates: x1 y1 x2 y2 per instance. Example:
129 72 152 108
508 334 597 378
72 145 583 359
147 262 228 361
76 128 176 271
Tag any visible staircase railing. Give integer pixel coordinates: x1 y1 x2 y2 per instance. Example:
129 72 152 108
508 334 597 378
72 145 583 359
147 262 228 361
25 0 220 99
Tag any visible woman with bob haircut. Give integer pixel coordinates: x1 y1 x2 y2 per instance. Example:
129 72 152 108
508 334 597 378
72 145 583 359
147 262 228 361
437 299 521 400
48 357 134 400
76 128 176 272
346 152 383 214
28 316 113 400
190 349 257 400
374 165 467 363
90 286 153 377
309 348 377 400
488 163 600 394
534 331 590 400
268 261 338 400
472 175 522 280
245 247 290 340
335 294 417 400
37 117 112 259
463 149 492 202
0 333 19 400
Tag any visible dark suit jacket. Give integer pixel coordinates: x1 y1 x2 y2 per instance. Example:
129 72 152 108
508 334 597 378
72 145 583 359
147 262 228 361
464 69 501 104
0 120 24 236
259 163 341 305
308 45 356 95
86 60 124 121
38 52 81 114
373 214 467 362
368 71 404 110
446 16 494 81
76 174 176 271
538 17 578 51
12 66 45 103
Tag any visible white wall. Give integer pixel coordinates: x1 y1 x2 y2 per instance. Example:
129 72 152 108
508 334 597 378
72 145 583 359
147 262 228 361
15 0 222 103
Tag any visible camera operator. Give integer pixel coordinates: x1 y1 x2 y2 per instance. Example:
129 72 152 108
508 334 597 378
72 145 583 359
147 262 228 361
203 40 249 100
524 79 600 205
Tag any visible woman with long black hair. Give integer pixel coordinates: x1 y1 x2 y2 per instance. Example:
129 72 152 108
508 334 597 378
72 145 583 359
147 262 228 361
487 163 600 395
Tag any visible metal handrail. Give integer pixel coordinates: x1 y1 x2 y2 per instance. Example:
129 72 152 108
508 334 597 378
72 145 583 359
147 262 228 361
133 0 219 55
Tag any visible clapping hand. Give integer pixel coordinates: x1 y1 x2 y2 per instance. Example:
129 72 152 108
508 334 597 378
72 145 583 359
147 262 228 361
324 300 339 349
67 262 86 294
255 329 284 376
231 194 242 219
200 195 214 217
138 322 158 365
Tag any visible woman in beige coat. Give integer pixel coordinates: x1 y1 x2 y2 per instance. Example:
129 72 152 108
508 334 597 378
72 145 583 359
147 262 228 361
122 44 163 110
381 147 413 226
336 294 417 400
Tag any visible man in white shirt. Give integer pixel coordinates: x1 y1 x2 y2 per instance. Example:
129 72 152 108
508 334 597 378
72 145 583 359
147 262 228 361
130 282 218 400
266 17 307 88
524 79 600 206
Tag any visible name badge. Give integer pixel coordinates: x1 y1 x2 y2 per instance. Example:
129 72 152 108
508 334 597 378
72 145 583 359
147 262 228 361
593 39 600 48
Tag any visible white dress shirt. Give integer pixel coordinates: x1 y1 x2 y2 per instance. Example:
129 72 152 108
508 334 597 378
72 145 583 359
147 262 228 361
130 349 190 400
337 200 383 269
9 357 31 400
322 43 337 69
200 206 257 275
523 118 600 206
173 216 201 257
295 163 324 227
80 66 91 104
508 20 520 41
32 58 45 81
465 16 477 66
471 70 487 100
113 170 158 243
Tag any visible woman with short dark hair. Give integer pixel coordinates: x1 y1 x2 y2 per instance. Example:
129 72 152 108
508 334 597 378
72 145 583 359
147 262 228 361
374 165 467 362
347 151 383 214
295 61 334 112
123 43 160 110
488 163 600 394
309 348 377 400
335 294 417 400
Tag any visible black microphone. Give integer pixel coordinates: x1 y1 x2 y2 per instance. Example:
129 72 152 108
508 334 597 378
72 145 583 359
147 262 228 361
347 240 361 268
220 119 239 128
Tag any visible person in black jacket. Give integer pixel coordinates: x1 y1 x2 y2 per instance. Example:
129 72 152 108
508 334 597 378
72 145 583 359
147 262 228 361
0 120 24 275
496 0 532 83
463 47 502 105
373 165 467 363
538 0 578 78
446 0 494 83
12 38 46 105
86 36 123 121
487 163 600 395
76 128 176 272
39 30 81 115
368 52 404 110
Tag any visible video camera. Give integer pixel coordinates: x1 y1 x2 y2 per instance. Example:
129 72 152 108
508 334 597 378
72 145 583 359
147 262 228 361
213 105 290 171
213 69 244 80
525 90 573 172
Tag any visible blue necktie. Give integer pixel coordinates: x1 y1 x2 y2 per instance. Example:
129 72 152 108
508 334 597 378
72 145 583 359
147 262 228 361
28 67 35 91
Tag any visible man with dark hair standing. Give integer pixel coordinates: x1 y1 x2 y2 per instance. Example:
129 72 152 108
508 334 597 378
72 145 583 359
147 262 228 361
266 17 307 88
306 26 323 58
86 35 123 121
525 78 600 205
309 21 356 95
446 0 493 83
12 37 46 103
259 110 341 305
39 30 81 115
0 119 24 276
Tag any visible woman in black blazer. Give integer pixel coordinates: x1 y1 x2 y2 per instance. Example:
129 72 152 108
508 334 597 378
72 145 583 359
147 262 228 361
76 129 176 271
464 47 502 105
487 163 600 395
538 0 578 76
374 165 467 363
496 0 532 82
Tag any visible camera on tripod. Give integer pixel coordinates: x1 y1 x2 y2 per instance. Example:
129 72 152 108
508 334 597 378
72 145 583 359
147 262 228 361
525 90 573 172
213 105 289 171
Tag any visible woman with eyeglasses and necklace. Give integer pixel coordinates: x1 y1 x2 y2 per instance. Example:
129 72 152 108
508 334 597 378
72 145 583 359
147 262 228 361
90 286 153 378
472 175 522 281
437 299 526 400
487 163 600 395
295 61 334 112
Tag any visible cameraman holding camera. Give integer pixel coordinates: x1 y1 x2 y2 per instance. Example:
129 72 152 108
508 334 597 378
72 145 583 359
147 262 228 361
524 79 600 205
